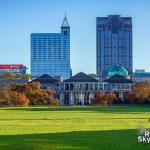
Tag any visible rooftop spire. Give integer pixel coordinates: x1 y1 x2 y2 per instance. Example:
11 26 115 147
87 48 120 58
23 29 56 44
62 13 69 27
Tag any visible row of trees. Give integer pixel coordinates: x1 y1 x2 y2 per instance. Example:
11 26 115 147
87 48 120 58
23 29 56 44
1 71 150 106
0 72 31 79
92 81 150 106
0 82 60 106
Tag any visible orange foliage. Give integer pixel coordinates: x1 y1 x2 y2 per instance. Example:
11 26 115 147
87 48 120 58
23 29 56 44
92 92 116 106
0 88 11 106
10 92 29 106
0 88 29 106
48 99 60 106
124 81 150 104
132 81 150 98
11 82 56 105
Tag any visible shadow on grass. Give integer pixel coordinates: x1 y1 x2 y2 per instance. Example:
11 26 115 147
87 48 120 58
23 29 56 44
0 129 149 150
1 106 150 114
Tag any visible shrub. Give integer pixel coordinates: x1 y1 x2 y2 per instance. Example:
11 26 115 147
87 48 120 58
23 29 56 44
143 97 150 104
91 92 116 106
10 92 29 106
28 90 50 105
123 92 149 105
0 88 29 106
48 99 60 106
0 88 11 106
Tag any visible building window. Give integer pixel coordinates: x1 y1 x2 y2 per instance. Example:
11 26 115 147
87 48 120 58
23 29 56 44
64 31 67 36
70 84 74 90
65 83 69 90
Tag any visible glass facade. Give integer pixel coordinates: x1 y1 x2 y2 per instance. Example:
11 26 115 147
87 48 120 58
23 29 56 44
96 15 132 76
31 16 72 79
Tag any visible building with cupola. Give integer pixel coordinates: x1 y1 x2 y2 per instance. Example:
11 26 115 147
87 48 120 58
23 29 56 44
103 65 133 100
32 67 133 105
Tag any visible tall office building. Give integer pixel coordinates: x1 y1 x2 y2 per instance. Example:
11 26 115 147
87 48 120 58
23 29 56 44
96 15 132 76
31 15 72 79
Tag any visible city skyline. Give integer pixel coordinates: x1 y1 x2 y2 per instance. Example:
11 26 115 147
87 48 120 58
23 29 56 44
0 0 150 75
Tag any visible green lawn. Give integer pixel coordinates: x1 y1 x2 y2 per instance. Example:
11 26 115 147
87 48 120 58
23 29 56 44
0 106 150 150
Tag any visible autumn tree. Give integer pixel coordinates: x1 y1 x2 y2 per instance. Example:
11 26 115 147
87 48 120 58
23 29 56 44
11 82 57 105
92 92 116 106
0 88 29 106
124 81 150 104
10 92 29 106
0 88 11 106
0 81 58 106
11 82 41 94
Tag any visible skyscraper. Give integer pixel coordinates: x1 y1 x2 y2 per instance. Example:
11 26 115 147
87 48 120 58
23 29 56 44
96 15 132 76
31 15 72 79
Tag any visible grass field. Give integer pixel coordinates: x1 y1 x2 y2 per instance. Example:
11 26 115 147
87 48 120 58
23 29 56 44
0 106 150 150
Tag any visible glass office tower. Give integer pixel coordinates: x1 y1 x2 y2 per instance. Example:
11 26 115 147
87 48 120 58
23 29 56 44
96 15 132 76
31 15 72 79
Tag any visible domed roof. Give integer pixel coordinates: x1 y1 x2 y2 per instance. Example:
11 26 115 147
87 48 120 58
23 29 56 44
108 65 128 77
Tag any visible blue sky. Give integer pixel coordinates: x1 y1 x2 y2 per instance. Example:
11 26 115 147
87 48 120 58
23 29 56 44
0 0 150 75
